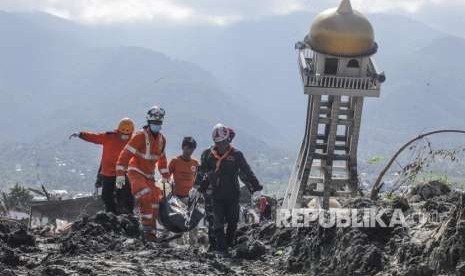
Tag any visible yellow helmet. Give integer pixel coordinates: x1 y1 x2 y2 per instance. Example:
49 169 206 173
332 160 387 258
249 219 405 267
117 118 135 135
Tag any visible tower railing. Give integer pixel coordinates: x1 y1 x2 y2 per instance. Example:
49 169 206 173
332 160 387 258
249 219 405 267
298 48 384 97
305 74 379 90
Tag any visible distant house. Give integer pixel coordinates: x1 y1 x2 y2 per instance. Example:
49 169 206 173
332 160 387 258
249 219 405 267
29 197 104 228
7 210 29 220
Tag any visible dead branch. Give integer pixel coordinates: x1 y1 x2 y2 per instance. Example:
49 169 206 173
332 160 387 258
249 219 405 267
370 129 465 200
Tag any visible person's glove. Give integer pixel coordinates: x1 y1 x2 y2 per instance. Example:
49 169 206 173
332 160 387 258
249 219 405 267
189 188 199 199
69 132 80 140
95 179 103 188
116 176 126 189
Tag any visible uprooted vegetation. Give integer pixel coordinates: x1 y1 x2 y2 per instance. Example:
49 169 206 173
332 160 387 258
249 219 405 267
371 130 465 199
0 180 464 275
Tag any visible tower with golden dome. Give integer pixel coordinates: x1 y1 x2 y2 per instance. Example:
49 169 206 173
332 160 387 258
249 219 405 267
282 0 385 209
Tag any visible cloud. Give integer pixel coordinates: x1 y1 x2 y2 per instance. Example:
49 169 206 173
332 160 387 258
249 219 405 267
0 0 195 24
0 0 297 25
0 0 462 25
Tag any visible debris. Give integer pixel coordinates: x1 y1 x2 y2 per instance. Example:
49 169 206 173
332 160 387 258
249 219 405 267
390 196 410 212
0 268 17 276
7 228 35 248
235 240 266 260
60 212 140 255
307 197 342 209
0 220 36 268
0 248 20 267
1 189 465 275
409 180 451 201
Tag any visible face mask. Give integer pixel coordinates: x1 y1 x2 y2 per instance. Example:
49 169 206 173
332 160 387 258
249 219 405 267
120 134 130 140
150 124 162 133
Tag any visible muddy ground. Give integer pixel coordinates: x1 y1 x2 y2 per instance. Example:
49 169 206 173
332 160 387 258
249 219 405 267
0 210 285 276
1 181 465 276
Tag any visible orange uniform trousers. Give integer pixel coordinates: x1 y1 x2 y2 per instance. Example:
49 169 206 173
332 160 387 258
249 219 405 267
128 171 162 231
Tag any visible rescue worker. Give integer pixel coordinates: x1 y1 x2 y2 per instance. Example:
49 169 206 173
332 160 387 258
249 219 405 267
168 137 199 204
259 195 272 222
194 124 263 254
115 106 170 242
168 137 199 245
69 118 135 214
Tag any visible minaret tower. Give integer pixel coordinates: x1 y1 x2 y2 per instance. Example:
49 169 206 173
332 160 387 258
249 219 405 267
282 0 385 209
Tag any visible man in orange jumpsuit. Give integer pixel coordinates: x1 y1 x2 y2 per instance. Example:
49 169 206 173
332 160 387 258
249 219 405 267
168 137 199 203
115 106 170 242
69 118 135 214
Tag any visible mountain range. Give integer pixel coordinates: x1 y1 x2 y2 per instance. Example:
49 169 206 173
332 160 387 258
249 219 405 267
0 10 464 193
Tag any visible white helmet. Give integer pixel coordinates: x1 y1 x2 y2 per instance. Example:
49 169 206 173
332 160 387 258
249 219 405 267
212 123 230 143
146 106 165 123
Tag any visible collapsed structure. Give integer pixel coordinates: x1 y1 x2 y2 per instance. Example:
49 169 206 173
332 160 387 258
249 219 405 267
283 0 386 209
27 186 103 229
2 181 465 276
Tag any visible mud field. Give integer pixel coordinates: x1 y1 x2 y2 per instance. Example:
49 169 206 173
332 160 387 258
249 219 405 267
1 182 465 276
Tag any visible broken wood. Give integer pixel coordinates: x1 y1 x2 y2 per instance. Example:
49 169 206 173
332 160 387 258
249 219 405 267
370 129 465 200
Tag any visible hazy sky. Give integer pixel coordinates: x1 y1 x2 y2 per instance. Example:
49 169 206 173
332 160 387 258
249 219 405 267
0 0 463 26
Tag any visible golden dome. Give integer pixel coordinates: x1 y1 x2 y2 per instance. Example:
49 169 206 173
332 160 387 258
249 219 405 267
305 0 377 57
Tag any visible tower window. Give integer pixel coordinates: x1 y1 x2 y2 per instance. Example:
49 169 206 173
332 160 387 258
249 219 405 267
347 59 360 68
324 58 339 75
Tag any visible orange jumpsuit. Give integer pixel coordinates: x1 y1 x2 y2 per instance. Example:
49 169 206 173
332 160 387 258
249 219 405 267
116 127 169 232
168 156 199 198
80 131 129 177
80 131 133 213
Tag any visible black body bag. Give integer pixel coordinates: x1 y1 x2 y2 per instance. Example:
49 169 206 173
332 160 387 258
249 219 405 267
158 189 204 233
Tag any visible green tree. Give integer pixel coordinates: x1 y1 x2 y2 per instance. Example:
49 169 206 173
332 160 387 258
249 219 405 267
1 183 33 212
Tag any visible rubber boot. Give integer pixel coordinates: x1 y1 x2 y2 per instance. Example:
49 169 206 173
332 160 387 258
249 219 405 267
214 228 227 252
225 225 237 248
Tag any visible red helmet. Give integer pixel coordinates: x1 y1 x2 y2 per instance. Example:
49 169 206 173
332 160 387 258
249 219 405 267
212 123 235 143
228 128 235 142
212 124 229 143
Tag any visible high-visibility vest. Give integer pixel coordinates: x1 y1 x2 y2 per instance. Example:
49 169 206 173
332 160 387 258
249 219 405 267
116 127 169 179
